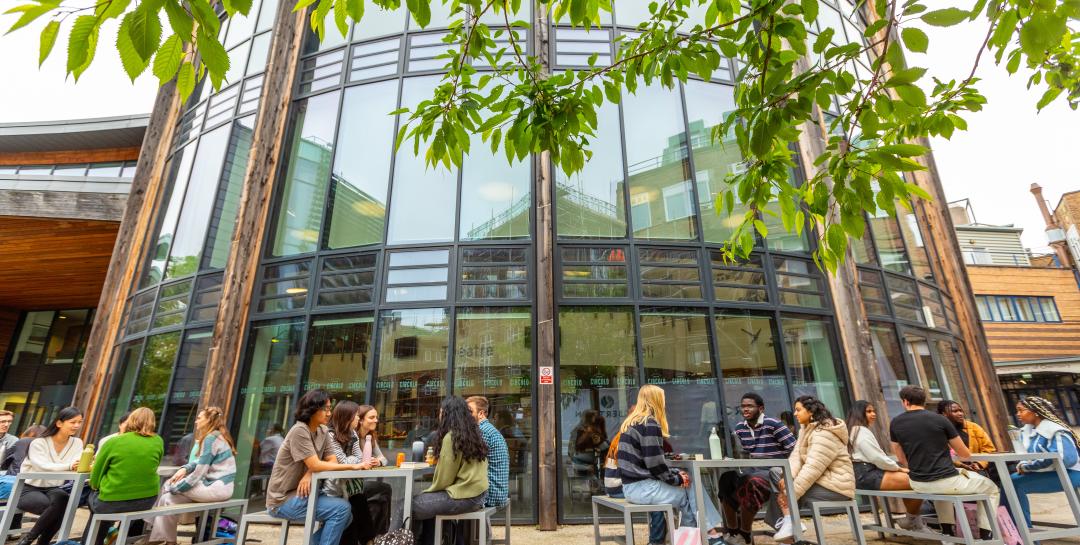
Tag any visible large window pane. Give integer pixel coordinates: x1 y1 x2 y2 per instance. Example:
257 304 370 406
640 309 721 452
165 124 231 279
782 316 846 415
161 330 211 465
714 313 791 437
557 306 636 518
326 81 397 249
623 83 695 240
555 102 627 238
386 77 458 245
932 338 971 408
9 311 54 367
98 340 143 437
203 115 256 269
303 313 374 403
869 323 908 420
459 133 531 240
271 91 341 256
898 206 933 281
684 81 745 243
763 199 811 252
869 211 912 274
453 307 533 520
142 145 196 286
130 332 182 415
373 308 449 454
233 319 305 507
903 333 945 401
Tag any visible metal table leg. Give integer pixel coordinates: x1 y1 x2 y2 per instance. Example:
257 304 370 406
404 474 414 525
691 465 707 545
0 477 25 542
994 459 1032 545
301 474 322 545
782 463 803 542
57 474 87 541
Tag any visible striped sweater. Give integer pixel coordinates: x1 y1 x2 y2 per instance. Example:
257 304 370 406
173 432 236 494
616 418 682 487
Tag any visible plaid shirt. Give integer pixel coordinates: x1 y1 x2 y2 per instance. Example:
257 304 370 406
479 418 509 507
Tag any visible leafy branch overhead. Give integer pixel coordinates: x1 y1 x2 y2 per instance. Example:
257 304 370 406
8 0 1080 271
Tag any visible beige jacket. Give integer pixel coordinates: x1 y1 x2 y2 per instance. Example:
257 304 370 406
789 420 855 499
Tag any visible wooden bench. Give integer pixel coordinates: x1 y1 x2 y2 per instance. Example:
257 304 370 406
856 489 1004 545
84 498 248 545
590 495 676 545
236 510 292 545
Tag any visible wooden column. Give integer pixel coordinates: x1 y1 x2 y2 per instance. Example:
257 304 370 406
909 146 1011 446
793 118 890 436
532 2 558 531
73 83 185 436
198 0 307 414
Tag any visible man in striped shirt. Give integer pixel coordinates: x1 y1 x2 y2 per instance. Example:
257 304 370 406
718 393 797 545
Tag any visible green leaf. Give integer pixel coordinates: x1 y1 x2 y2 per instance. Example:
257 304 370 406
879 143 927 157
162 0 193 42
800 0 818 22
894 84 927 107
195 29 229 88
153 34 184 82
176 61 196 99
1019 11 1066 62
6 0 59 35
886 67 926 86
125 4 163 62
333 0 349 38
900 27 928 53
920 8 970 27
66 15 97 77
231 0 254 16
406 0 430 28
38 20 59 66
117 11 152 80
1036 87 1063 111
96 0 131 20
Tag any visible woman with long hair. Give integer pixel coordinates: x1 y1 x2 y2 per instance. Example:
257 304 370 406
772 396 855 543
616 385 724 542
411 396 489 545
1010 396 1080 528
14 407 83 545
322 401 381 545
85 407 163 545
936 399 997 472
355 405 393 535
845 400 926 531
145 406 237 545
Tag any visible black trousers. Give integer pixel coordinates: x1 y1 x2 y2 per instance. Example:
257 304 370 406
81 491 157 545
340 480 393 545
17 485 69 545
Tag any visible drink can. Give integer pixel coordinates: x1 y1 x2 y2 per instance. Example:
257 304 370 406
396 452 406 467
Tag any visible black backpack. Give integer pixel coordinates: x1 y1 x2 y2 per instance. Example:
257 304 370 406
372 518 415 545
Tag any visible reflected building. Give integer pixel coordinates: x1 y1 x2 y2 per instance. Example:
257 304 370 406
68 0 1011 527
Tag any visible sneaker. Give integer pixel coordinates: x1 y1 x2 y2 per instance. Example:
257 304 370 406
897 515 930 533
773 516 794 543
722 534 750 545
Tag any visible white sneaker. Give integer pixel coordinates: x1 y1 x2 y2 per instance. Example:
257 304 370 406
897 515 930 533
773 516 794 543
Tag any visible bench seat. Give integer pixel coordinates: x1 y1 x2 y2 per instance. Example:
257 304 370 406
86 498 247 545
855 489 1004 545
591 495 676 545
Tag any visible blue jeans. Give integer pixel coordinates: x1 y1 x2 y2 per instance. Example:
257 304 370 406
1008 469 1080 528
609 491 668 543
623 479 722 531
269 493 352 545
0 475 13 500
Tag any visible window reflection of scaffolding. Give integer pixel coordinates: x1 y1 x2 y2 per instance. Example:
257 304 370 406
555 180 619 217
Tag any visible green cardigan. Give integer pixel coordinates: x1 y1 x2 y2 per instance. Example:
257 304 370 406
426 432 488 500
90 432 163 501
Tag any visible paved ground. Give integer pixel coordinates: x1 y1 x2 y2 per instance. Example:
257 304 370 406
55 492 1078 544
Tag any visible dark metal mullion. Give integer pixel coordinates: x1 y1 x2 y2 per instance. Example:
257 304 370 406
632 304 646 389
703 306 736 455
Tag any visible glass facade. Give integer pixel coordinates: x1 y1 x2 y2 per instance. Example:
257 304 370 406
91 0 987 526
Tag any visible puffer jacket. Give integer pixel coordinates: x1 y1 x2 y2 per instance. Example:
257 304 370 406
789 419 855 499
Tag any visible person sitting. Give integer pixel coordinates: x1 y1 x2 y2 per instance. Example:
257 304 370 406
354 405 393 535
412 396 490 545
1 425 45 501
322 401 379 545
772 396 855 543
603 432 669 545
890 385 999 539
259 424 285 474
718 393 796 545
617 385 725 542
84 407 163 545
467 396 508 509
97 410 132 450
937 399 996 473
265 389 368 545
0 410 17 464
845 400 926 531
145 406 236 545
568 409 608 491
15 407 84 545
1010 396 1080 529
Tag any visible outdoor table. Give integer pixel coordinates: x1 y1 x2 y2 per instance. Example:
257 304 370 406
302 464 435 545
668 458 802 545
0 470 88 543
965 452 1080 544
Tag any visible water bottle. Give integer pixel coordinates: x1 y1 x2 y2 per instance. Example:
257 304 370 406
77 444 95 472
708 427 724 460
412 440 426 463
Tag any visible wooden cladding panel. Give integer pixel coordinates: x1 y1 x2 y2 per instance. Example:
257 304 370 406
0 217 119 308
983 321 1080 362
966 266 1080 321
0 147 141 166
